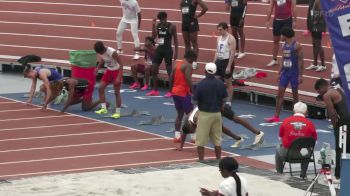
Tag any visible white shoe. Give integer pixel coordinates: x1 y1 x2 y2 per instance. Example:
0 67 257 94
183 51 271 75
253 131 264 145
231 138 244 148
315 66 326 72
192 62 198 70
305 64 318 70
232 70 248 79
133 53 140 60
117 49 123 54
237 52 246 59
266 59 278 67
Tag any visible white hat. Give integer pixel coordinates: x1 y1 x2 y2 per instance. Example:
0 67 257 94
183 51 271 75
205 63 217 74
293 102 307 115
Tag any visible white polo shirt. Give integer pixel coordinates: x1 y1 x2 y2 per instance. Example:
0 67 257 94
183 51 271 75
119 0 140 23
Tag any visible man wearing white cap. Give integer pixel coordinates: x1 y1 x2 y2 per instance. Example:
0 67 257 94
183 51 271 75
192 63 228 161
275 102 317 178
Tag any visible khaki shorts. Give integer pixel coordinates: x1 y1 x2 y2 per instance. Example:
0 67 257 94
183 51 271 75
196 111 222 147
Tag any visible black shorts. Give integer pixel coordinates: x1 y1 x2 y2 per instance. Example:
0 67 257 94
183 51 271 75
182 19 199 32
311 31 322 40
215 59 234 79
230 10 244 28
273 17 293 36
153 46 173 75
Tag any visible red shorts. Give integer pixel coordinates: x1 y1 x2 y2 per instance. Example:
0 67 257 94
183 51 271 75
101 69 121 84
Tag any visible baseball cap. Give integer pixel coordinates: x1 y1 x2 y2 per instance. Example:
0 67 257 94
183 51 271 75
205 63 217 74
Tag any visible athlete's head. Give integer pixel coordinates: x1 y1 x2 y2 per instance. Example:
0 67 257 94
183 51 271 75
50 80 65 98
157 11 167 23
281 27 295 41
314 78 329 96
184 50 197 64
217 22 229 36
144 36 155 48
23 65 36 78
94 41 107 55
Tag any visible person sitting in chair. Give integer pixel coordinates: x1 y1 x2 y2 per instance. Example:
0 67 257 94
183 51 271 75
275 102 317 178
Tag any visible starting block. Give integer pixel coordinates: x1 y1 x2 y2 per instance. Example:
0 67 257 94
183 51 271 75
104 109 151 118
239 140 278 150
138 115 175 125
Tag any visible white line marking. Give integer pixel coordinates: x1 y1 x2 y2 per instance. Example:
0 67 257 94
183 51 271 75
0 102 17 104
0 146 191 164
0 1 307 19
0 122 102 132
0 129 132 142
0 115 73 122
0 108 40 113
0 157 218 179
0 137 164 153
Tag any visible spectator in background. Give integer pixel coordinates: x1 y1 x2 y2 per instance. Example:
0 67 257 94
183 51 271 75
129 36 156 91
180 0 208 69
275 102 317 178
193 63 228 161
200 157 249 196
305 0 326 72
225 0 247 59
265 0 297 67
117 0 142 60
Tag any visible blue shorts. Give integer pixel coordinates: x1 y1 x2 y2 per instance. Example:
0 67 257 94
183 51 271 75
279 72 298 89
172 94 193 114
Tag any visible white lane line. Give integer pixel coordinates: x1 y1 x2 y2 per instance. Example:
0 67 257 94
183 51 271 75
0 115 73 122
0 146 190 164
0 108 40 113
0 31 332 49
0 122 103 132
0 137 164 153
0 157 217 179
0 1 308 19
0 102 18 104
0 13 307 31
0 129 132 142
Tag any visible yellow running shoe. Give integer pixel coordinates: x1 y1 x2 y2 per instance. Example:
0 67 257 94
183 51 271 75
95 108 108 115
110 113 121 119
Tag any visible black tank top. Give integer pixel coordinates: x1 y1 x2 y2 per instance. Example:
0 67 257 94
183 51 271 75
157 22 172 48
333 88 350 122
230 0 245 13
181 0 197 23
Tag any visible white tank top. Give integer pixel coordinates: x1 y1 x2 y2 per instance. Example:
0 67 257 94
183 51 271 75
101 47 120 71
216 35 230 60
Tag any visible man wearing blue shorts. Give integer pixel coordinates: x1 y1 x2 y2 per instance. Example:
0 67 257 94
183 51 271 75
265 27 304 122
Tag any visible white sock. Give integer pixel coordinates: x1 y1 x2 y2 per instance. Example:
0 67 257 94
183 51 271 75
226 101 231 106
190 133 196 140
101 103 107 110
115 107 121 114
175 131 181 139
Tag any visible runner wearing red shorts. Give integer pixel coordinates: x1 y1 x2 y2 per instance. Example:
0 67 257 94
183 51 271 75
94 41 123 119
129 36 156 91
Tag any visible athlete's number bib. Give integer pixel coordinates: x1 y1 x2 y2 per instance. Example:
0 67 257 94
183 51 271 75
182 6 189 14
277 0 286 6
283 59 292 68
231 0 238 7
158 38 165 45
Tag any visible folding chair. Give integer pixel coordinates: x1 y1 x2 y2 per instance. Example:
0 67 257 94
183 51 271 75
282 137 317 177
